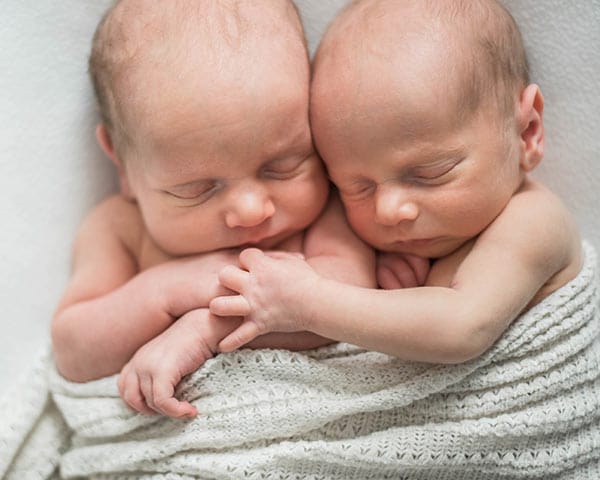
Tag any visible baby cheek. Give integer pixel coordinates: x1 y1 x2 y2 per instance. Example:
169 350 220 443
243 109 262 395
291 176 329 219
302 165 329 195
146 209 217 256
345 204 379 240
437 194 496 234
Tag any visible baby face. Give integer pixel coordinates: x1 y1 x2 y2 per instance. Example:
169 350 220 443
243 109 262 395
121 69 329 256
311 69 523 259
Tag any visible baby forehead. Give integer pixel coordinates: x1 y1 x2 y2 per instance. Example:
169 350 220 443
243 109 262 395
313 0 521 122
314 35 466 117
134 77 312 156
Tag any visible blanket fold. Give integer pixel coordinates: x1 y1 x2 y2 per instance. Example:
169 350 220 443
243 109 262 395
2 243 599 480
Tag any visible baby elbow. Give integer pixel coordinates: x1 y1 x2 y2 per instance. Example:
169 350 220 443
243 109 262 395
51 314 83 382
51 314 68 357
450 338 489 364
437 323 495 364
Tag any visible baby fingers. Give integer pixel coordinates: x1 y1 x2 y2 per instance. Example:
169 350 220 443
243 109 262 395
209 294 251 317
377 262 417 289
218 321 261 353
376 253 430 289
218 264 250 293
140 372 197 419
117 369 156 416
238 247 265 268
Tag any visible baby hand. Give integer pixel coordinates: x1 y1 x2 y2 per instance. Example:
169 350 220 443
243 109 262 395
117 309 219 419
376 252 430 289
209 248 318 352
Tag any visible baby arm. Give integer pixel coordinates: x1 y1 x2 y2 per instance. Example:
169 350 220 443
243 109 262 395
248 193 376 350
118 308 242 418
116 193 376 418
212 193 376 352
52 197 238 382
211 185 581 362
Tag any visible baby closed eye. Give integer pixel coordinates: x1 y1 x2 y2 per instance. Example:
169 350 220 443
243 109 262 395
409 157 464 184
339 179 377 200
261 155 309 180
166 181 221 203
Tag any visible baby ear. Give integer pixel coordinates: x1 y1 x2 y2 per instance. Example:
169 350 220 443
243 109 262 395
95 124 134 199
516 84 545 172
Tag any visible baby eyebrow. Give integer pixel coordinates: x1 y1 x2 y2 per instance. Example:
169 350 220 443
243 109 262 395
413 156 462 170
417 146 465 161
402 147 466 168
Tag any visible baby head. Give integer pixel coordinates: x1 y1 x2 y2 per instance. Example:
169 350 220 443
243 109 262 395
311 0 545 258
89 0 329 255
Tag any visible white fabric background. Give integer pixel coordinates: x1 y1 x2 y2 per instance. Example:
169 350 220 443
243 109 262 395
1 0 598 392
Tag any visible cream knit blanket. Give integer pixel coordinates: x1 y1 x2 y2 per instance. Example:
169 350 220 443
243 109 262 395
2 243 600 480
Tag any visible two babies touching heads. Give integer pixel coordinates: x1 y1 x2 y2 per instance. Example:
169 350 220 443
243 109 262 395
51 0 582 419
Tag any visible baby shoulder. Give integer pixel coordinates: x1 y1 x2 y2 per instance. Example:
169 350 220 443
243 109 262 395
494 180 581 276
76 194 144 253
507 181 577 237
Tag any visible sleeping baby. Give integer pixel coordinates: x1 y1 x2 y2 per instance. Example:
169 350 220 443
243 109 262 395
51 0 376 419
209 0 584 364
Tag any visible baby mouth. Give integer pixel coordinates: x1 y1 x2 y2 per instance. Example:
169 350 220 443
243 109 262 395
240 232 280 249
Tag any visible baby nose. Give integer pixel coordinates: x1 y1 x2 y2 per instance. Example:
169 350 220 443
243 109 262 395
225 185 276 228
374 185 419 226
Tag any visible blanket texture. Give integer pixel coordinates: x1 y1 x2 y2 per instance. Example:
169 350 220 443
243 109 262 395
2 243 600 480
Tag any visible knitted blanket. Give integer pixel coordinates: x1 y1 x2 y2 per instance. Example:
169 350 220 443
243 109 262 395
2 243 600 480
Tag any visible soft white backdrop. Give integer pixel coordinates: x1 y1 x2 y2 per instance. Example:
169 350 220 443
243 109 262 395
1 0 598 392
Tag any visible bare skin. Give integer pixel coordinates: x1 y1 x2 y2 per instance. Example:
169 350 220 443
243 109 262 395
52 0 376 419
211 181 581 362
208 0 583 365
53 185 375 420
